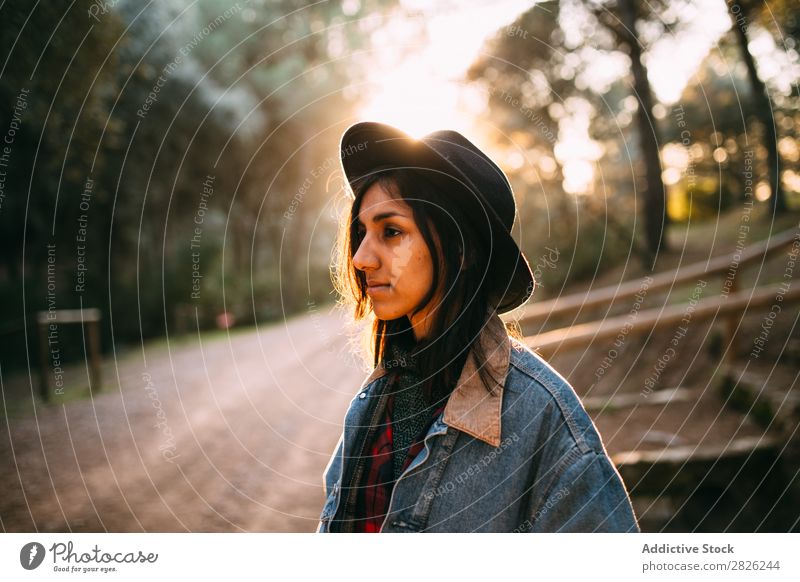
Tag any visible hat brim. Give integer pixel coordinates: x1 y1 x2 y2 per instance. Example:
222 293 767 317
340 122 535 313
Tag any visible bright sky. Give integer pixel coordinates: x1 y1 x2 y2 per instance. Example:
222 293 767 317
359 0 534 137
357 0 736 194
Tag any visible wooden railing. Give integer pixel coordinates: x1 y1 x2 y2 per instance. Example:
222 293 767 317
514 225 799 330
515 225 799 359
526 283 800 358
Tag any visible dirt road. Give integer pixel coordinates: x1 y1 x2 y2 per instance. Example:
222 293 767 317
0 306 366 532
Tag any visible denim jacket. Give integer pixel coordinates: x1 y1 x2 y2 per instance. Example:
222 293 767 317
317 313 640 533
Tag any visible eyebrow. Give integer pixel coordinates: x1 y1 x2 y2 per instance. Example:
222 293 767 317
356 210 408 226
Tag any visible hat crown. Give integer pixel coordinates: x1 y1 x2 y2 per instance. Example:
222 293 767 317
420 130 516 230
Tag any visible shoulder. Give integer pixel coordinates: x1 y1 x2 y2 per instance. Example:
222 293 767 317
501 336 604 454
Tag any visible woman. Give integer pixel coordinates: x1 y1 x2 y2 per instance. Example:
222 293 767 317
317 122 639 533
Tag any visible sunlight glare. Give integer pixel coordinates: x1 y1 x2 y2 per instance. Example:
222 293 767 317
358 0 531 137
644 0 730 104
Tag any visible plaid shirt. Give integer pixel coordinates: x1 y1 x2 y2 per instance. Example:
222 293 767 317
353 390 446 532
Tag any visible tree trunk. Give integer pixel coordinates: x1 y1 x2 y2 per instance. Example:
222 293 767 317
619 0 669 265
728 1 786 215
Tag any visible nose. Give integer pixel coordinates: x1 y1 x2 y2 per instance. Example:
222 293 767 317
353 235 379 272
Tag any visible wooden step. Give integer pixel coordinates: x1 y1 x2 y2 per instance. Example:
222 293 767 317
613 435 783 497
720 364 800 434
613 435 799 531
583 386 696 412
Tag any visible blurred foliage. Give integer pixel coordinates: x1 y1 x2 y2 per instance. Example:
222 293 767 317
468 0 800 294
1 0 799 372
0 0 395 372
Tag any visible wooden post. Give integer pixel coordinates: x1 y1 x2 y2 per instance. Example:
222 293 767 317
35 308 103 400
87 318 102 394
37 318 50 402
724 276 739 368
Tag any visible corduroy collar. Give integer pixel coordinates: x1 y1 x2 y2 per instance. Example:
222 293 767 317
361 312 511 447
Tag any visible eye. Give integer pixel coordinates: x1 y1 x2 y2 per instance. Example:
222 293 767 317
384 226 401 238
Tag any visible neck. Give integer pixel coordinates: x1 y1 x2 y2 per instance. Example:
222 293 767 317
409 311 435 341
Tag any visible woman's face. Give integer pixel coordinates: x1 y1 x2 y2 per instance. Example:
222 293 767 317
353 180 439 340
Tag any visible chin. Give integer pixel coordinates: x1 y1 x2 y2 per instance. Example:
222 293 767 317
371 302 406 322
371 307 398 321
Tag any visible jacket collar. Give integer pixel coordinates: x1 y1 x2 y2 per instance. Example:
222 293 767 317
361 312 510 447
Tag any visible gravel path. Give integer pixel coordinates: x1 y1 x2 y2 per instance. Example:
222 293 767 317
1 306 366 532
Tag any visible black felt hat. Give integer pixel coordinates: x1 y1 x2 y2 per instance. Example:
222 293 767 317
340 121 535 313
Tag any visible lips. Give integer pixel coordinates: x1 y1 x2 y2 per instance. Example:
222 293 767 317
366 281 391 295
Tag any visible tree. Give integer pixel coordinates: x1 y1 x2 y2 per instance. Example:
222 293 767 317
469 0 685 268
726 0 787 214
586 0 672 262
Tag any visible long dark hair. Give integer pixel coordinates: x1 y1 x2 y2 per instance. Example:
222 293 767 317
333 167 508 405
